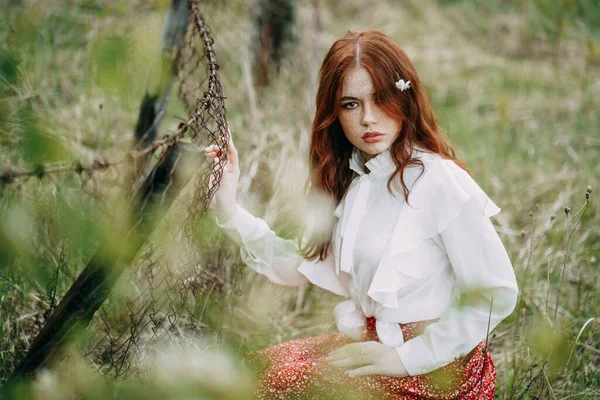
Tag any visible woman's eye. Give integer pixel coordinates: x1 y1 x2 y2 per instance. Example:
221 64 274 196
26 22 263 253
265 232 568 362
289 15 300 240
342 102 358 109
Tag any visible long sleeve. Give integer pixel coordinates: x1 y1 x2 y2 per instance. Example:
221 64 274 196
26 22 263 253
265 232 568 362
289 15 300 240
394 194 519 376
212 203 309 286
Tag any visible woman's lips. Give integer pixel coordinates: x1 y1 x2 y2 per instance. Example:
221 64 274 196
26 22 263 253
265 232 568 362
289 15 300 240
362 132 384 143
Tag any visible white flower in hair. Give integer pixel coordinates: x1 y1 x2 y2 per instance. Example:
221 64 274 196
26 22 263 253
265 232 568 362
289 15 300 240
395 78 411 91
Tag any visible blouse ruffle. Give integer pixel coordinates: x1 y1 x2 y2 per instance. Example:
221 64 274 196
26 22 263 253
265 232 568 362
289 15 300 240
366 158 501 309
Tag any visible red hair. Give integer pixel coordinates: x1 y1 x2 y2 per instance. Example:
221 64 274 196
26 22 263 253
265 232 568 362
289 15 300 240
298 29 468 262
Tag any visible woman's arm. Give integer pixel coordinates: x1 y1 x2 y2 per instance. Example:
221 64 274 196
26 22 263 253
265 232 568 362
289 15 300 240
204 129 308 287
213 203 309 286
395 193 519 376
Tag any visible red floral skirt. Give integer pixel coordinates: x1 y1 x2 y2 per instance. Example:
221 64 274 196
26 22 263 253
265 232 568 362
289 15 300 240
244 317 496 399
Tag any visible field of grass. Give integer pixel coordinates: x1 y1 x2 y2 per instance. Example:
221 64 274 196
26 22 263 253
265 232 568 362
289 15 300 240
1 0 599 399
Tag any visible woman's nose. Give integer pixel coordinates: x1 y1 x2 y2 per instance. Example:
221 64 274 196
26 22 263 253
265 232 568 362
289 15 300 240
361 103 378 126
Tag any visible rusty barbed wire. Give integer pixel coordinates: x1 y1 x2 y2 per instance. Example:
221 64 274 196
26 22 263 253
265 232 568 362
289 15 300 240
0 116 197 190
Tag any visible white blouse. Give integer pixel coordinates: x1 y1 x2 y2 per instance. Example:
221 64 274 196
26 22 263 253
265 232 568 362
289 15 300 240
211 146 519 377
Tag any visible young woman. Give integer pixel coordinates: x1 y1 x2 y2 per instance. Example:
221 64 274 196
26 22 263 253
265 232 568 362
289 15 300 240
205 29 519 400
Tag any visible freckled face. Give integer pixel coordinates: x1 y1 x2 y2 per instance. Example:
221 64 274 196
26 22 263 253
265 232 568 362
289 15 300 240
338 66 402 162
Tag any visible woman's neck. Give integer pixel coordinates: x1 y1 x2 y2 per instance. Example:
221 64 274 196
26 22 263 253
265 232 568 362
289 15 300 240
361 150 376 163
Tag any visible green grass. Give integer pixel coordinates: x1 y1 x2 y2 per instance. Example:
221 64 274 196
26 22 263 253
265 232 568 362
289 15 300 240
0 0 599 399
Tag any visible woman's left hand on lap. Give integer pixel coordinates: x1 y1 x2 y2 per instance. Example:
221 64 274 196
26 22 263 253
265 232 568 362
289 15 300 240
324 341 410 378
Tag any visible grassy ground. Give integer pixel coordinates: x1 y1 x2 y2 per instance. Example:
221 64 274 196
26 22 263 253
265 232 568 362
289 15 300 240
1 0 599 399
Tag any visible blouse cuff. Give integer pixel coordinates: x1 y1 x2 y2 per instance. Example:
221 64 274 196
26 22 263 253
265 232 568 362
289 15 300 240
395 336 438 376
213 203 270 248
215 203 244 227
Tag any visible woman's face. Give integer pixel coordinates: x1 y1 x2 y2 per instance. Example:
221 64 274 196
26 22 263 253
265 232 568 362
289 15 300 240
337 65 402 162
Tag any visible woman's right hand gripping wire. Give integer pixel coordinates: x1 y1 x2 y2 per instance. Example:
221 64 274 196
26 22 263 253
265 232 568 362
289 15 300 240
204 125 240 223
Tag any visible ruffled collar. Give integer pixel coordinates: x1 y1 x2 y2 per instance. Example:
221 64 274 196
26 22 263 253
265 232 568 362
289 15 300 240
349 145 428 178
349 147 395 177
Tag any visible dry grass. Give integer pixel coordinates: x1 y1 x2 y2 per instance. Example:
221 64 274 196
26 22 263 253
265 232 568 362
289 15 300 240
1 0 599 398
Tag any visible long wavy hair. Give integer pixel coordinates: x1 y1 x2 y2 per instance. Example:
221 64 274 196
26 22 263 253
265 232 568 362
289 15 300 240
297 29 467 262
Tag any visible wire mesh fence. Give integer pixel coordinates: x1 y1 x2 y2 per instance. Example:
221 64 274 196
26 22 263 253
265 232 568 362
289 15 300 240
0 0 241 383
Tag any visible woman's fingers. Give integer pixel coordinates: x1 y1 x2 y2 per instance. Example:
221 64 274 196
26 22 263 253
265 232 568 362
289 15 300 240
326 343 369 361
224 125 238 167
346 365 379 376
204 145 224 164
205 128 237 168
327 356 370 369
327 343 367 358
204 144 221 153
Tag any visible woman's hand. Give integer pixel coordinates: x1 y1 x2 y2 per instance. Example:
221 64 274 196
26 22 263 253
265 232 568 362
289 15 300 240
324 341 410 378
204 126 240 223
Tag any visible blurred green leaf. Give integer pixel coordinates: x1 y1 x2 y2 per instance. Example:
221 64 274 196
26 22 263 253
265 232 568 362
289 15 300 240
91 34 131 95
0 48 20 90
21 118 69 164
528 317 571 371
